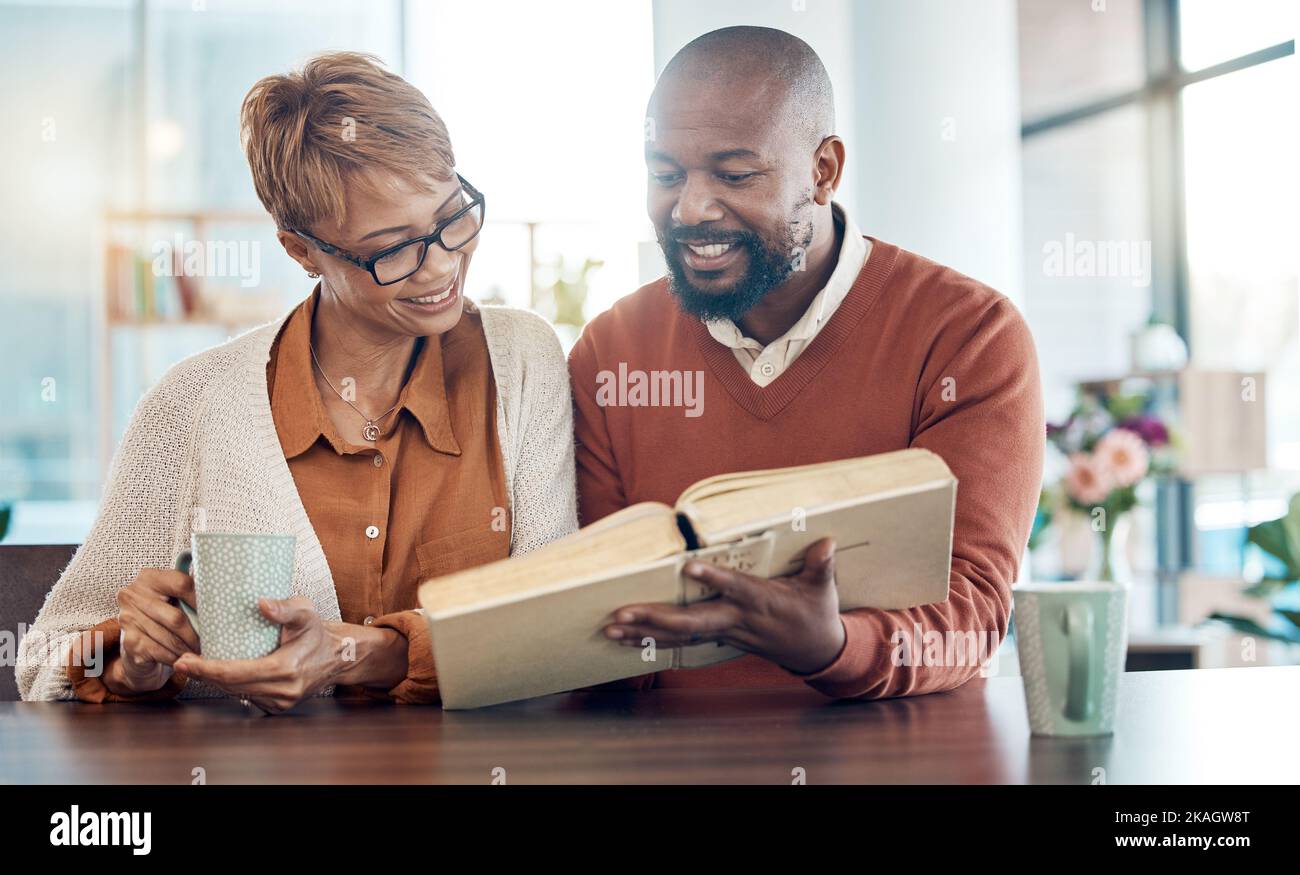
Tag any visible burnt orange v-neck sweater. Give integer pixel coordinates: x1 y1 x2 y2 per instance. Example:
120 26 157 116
567 237 1044 700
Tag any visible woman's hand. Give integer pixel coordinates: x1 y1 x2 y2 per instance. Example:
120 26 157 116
173 597 366 714
105 567 202 695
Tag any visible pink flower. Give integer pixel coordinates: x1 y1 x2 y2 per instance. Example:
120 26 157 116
1065 453 1113 505
1094 428 1150 487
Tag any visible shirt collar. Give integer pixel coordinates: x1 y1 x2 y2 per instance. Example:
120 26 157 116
706 202 870 349
271 287 461 459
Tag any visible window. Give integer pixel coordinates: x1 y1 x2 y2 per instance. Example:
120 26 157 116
0 0 135 541
404 0 655 330
1179 0 1297 70
1018 0 1297 595
0 0 401 543
1182 55 1298 469
1018 0 1146 120
1021 102 1152 418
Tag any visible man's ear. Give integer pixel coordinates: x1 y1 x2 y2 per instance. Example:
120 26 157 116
276 229 320 275
812 136 845 206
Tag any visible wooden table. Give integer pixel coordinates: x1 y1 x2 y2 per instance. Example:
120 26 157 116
2 667 1297 784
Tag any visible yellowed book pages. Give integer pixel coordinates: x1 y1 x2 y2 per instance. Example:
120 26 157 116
429 534 782 708
420 448 957 709
420 502 685 617
679 448 953 540
429 558 682 709
681 449 956 610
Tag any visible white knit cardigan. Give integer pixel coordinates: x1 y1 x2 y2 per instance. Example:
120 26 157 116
17 304 578 701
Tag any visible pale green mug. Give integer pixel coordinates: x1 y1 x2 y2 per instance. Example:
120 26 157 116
173 532 296 661
1012 582 1128 737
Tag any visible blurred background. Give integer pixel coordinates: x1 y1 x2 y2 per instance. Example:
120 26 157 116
0 0 1296 666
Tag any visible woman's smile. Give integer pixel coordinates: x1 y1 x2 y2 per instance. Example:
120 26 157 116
394 266 461 314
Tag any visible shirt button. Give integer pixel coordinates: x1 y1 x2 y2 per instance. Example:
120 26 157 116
372 454 383 468
363 615 375 626
365 525 380 540
759 361 776 378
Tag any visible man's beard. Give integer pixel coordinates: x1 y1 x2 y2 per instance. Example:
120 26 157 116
660 217 813 323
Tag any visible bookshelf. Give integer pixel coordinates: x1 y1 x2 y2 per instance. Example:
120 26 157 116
97 210 290 472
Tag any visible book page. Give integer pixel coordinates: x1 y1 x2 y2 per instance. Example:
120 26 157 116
420 502 685 617
679 449 953 543
675 448 921 504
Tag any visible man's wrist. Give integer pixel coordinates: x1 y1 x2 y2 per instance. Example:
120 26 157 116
786 617 848 676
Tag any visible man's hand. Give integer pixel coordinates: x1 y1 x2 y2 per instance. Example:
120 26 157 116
602 537 847 675
174 597 345 714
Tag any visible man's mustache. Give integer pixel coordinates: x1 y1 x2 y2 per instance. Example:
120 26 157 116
664 226 755 247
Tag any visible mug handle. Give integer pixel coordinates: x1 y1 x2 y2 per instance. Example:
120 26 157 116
172 550 200 635
1063 601 1096 722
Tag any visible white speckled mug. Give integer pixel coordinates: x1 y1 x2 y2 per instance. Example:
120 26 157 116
173 532 296 660
1013 582 1128 737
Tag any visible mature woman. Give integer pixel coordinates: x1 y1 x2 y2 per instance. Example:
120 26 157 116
17 52 577 711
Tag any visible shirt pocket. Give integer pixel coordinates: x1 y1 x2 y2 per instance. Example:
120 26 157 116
415 526 511 581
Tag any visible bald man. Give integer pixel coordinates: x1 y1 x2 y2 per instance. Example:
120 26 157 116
568 26 1044 699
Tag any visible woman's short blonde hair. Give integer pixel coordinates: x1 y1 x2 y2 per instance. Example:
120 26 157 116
241 51 455 232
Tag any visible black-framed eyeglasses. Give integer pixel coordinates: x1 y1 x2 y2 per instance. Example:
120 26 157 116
291 174 485 286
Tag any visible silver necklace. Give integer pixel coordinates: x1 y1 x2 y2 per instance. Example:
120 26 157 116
309 343 401 442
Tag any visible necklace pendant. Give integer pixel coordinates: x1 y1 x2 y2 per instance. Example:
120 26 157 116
362 422 381 442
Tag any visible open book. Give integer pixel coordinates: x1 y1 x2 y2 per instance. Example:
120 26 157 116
418 448 957 709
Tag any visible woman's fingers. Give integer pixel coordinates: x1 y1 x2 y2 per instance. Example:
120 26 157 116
190 671 300 705
118 591 190 663
174 652 302 695
141 568 197 608
117 628 174 680
127 589 201 654
129 568 198 620
249 697 291 716
113 567 203 667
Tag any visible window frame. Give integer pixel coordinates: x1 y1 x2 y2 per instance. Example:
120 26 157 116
1019 0 1296 617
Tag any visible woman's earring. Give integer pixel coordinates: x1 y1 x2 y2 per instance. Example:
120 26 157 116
307 271 320 278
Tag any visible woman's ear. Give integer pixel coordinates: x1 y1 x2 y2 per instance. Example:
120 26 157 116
276 229 320 276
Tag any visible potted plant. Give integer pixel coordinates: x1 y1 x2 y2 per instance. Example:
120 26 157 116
1039 387 1177 583
532 255 602 348
1205 494 1300 644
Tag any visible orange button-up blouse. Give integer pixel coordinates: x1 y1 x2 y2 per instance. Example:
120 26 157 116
67 289 511 705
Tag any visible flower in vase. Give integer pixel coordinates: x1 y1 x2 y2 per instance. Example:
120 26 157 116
1064 453 1113 505
1094 427 1150 487
1118 414 1169 447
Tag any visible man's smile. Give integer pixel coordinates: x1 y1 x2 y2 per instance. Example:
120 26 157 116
680 240 744 273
